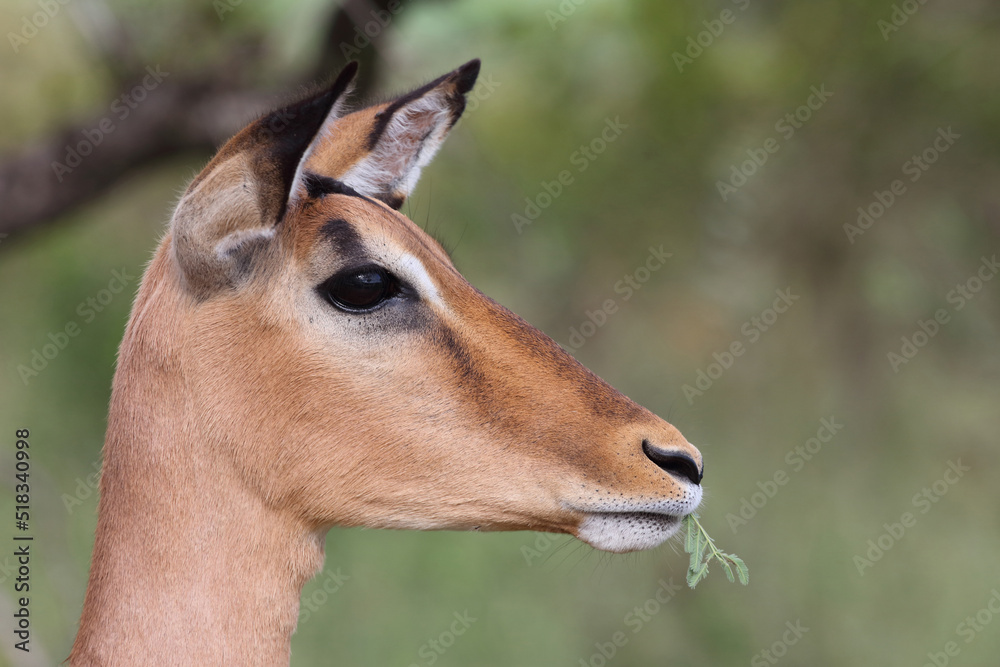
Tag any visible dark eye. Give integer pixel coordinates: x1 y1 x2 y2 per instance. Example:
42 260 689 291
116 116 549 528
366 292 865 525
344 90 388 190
320 266 399 312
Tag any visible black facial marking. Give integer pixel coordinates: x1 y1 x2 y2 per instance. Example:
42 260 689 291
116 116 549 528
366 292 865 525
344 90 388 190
303 172 374 203
437 325 478 385
319 218 366 258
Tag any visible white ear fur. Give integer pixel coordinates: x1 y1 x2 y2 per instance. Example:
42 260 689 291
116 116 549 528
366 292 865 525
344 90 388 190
339 89 456 205
213 226 277 261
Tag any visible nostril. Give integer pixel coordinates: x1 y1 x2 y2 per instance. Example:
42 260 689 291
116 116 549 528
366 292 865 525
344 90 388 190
642 440 703 485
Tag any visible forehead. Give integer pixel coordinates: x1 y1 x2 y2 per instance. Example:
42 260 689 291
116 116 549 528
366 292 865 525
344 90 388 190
285 176 456 284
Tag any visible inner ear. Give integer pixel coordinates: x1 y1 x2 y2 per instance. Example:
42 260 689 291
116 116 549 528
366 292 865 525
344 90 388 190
170 63 359 297
364 94 458 209
309 59 480 210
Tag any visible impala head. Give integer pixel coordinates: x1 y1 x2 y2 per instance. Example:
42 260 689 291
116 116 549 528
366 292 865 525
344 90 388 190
168 59 702 553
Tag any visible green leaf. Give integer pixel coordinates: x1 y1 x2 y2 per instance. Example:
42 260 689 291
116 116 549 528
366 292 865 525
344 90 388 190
693 527 707 563
731 554 750 585
693 561 710 587
721 558 735 583
688 547 700 572
684 517 696 552
680 512 749 588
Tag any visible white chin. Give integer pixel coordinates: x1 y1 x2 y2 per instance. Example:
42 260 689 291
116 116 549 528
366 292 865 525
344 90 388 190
576 512 683 553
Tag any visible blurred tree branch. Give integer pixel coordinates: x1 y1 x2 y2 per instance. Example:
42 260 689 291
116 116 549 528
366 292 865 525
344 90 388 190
0 0 395 242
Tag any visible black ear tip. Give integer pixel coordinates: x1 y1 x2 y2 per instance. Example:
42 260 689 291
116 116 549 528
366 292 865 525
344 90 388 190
341 60 360 81
325 60 359 101
454 58 481 94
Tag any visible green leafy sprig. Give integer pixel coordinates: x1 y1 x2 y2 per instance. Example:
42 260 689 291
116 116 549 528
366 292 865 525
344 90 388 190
682 512 749 588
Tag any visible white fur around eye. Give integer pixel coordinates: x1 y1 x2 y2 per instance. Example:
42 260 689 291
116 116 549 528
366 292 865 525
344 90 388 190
393 253 445 311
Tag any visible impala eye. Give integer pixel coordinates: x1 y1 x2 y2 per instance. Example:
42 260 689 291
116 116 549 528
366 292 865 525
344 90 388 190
320 266 399 312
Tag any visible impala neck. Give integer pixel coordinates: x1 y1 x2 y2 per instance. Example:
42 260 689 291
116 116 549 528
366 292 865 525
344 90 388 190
71 247 325 666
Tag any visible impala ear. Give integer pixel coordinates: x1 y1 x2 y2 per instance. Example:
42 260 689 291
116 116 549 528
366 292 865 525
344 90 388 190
171 62 358 296
299 59 480 209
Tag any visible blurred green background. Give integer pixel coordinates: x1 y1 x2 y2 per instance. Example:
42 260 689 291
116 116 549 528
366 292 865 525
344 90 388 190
2 0 999 665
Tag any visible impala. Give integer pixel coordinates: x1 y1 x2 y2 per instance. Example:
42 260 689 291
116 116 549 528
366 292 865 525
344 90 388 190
70 59 704 666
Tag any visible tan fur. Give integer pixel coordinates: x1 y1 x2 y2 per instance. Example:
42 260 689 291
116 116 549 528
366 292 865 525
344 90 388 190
70 63 703 666
303 105 382 178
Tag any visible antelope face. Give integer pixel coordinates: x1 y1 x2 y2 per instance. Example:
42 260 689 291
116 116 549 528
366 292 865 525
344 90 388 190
170 60 702 553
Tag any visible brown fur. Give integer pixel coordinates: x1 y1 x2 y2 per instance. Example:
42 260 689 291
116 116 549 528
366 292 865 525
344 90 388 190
70 62 702 666
303 106 381 179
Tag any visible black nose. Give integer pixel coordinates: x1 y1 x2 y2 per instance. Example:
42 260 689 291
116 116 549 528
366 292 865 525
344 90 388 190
642 440 703 485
